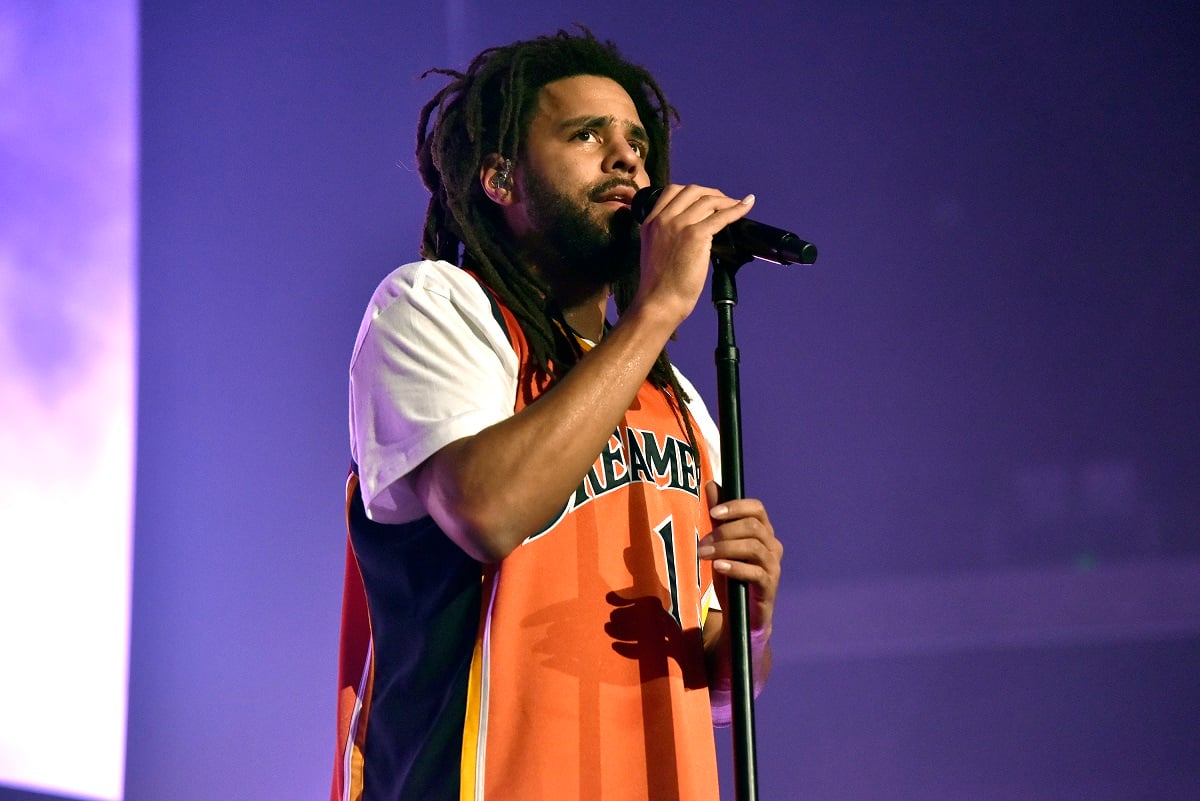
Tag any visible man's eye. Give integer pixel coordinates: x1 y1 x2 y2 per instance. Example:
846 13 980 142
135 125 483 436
630 140 647 157
574 129 598 142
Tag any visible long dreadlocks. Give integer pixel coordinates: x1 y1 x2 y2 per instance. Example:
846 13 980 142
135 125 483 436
415 28 699 445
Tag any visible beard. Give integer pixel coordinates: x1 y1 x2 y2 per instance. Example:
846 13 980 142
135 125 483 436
520 170 641 286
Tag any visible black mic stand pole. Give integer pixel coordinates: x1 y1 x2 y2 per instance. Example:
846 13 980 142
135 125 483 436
711 241 760 801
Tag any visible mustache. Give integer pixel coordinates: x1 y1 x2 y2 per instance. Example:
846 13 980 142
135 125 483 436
588 178 640 202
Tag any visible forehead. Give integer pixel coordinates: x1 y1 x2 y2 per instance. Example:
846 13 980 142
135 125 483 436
529 74 645 130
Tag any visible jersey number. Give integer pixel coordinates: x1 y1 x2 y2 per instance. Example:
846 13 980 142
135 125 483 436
652 516 700 629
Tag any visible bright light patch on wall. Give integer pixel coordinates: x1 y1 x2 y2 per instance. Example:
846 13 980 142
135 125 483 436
0 2 136 799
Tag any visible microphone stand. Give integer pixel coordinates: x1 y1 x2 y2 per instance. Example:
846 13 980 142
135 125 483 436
711 240 759 801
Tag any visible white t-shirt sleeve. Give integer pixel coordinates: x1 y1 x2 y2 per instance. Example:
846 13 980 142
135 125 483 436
673 367 722 486
349 260 519 524
672 366 724 613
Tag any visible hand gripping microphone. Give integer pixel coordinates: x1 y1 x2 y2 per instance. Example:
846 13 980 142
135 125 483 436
630 186 818 266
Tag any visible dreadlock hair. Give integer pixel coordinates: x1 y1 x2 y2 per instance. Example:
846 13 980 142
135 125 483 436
415 27 700 447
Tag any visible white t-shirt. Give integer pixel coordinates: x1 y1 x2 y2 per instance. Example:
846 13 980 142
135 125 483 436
349 259 721 525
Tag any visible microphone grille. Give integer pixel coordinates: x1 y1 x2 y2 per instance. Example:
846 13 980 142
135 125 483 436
630 186 663 223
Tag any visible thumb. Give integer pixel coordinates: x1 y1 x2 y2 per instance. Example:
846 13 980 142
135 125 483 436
704 479 721 511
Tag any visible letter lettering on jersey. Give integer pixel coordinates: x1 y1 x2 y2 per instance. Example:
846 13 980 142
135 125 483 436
677 439 700 495
576 462 604 506
642 430 680 488
528 425 703 542
626 428 654 484
599 432 632 491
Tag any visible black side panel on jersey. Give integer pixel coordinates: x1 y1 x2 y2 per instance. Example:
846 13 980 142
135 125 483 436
347 481 482 801
482 284 512 346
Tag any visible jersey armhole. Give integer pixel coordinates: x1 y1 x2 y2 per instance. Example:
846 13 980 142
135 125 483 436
463 268 517 349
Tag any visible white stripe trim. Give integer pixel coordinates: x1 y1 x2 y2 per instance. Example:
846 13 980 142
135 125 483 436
472 571 500 801
341 637 374 801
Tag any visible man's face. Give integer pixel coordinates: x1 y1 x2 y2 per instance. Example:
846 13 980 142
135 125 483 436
503 74 653 284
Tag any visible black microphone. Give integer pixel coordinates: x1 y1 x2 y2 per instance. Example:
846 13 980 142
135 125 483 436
630 186 818 265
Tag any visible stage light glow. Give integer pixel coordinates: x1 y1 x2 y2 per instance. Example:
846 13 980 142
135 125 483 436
0 2 136 799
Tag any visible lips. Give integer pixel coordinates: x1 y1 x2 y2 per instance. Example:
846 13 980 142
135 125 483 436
591 183 637 206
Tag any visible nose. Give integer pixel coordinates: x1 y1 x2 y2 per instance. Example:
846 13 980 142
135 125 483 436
603 138 641 179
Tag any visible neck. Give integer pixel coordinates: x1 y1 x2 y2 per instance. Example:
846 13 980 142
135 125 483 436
560 290 608 342
522 248 609 342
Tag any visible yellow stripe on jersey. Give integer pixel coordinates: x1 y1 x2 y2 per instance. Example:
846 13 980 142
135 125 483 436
460 567 499 801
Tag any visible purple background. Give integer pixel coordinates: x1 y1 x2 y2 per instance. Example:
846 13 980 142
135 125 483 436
8 2 1198 800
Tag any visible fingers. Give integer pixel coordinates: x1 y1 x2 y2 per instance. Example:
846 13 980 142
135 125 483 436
701 480 783 586
630 183 756 328
641 183 755 231
702 517 782 583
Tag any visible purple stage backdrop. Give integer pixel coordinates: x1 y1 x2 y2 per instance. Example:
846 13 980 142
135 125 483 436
3 2 1198 800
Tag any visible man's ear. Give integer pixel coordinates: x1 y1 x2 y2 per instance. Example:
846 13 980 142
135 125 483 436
480 154 516 206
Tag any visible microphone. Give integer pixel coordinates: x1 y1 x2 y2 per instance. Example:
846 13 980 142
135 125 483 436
630 186 817 265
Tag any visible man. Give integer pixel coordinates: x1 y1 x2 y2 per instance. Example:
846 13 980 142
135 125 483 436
333 29 783 801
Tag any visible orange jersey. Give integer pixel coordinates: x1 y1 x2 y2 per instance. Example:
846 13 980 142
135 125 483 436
334 270 720 801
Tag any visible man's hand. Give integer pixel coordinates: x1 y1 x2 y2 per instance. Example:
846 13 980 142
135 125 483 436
701 479 782 638
631 184 755 329
699 479 783 723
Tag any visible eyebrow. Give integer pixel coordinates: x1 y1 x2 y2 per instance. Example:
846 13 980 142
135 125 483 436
558 114 649 145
